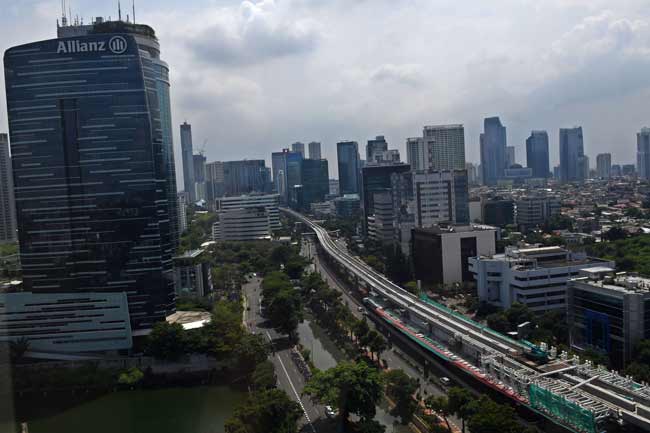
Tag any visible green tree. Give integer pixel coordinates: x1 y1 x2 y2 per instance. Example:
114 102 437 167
447 387 473 433
267 288 303 339
118 367 144 386
225 389 302 433
425 395 452 432
304 361 384 430
384 369 418 424
204 300 244 359
368 331 388 362
404 281 419 296
465 395 521 433
233 333 271 374
145 322 188 361
251 360 277 390
356 419 386 433
353 318 370 343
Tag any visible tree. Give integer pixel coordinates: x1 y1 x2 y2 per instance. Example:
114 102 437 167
368 332 388 362
384 369 418 424
204 300 244 359
353 318 370 343
267 288 303 339
464 395 521 433
145 322 188 361
251 360 277 390
404 281 419 296
225 389 302 433
447 387 473 433
603 226 627 241
118 367 144 386
425 395 452 432
233 333 271 374
304 361 384 430
356 419 386 433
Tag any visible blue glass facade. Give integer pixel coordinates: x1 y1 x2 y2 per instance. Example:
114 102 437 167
4 33 175 330
337 141 360 195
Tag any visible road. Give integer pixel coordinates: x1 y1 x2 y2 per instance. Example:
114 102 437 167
243 277 329 433
303 239 466 431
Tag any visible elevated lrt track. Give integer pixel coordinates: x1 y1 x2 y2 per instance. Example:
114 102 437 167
284 209 650 433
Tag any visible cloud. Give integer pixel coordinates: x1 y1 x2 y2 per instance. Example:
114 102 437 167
188 0 320 66
370 63 424 87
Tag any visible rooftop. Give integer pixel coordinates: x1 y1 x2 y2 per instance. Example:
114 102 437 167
574 272 650 295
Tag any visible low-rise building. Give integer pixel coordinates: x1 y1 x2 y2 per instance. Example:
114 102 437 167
515 195 561 232
412 224 497 286
568 269 650 368
334 194 360 218
173 248 213 297
212 207 271 242
470 246 614 313
216 194 280 230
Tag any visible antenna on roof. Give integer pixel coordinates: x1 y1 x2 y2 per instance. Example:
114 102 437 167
61 0 67 26
118 1 122 21
132 0 136 24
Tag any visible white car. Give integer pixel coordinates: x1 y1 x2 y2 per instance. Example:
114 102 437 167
325 405 336 418
440 377 451 386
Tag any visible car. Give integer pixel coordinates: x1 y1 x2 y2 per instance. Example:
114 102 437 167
357 306 364 312
440 377 451 386
325 405 336 418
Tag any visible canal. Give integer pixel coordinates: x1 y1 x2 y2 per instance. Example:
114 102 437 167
16 386 246 433
297 318 410 433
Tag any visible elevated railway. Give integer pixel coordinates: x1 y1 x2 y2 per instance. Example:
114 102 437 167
284 209 650 433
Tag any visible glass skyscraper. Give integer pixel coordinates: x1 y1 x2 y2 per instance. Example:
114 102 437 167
559 126 586 183
480 116 507 186
4 22 176 330
337 141 360 195
526 130 550 179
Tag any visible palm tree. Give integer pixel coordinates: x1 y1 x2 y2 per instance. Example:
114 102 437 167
369 332 388 363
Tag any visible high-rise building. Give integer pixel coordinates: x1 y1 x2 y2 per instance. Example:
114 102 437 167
423 125 466 171
291 141 305 158
506 146 516 167
223 160 270 196
515 195 561 232
480 117 507 185
406 137 426 171
596 153 612 179
4 19 176 334
205 161 225 205
611 164 622 177
0 134 16 242
216 194 281 230
361 164 410 232
412 170 469 228
0 133 16 243
193 153 207 201
526 130 550 179
308 141 322 160
337 141 360 195
559 126 585 183
465 162 478 184
272 149 302 203
300 159 329 210
637 128 650 180
366 136 388 162
181 122 195 201
329 179 340 196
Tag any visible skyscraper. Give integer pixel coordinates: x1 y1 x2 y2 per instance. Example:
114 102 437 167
423 124 466 170
406 137 426 171
596 153 612 179
506 146 516 167
223 160 271 196
291 142 305 158
181 122 195 201
0 133 16 242
413 170 469 227
205 161 225 205
308 141 322 160
559 127 585 183
301 159 329 209
526 130 550 179
337 141 360 195
637 128 650 180
361 164 410 232
366 136 388 162
193 153 207 201
480 117 507 185
4 20 176 331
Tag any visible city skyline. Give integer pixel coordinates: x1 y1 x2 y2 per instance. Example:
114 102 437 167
0 1 649 179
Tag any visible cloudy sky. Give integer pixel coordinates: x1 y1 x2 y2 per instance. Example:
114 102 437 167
3 0 650 180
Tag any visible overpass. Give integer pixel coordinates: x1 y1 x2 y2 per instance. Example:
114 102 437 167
284 208 650 433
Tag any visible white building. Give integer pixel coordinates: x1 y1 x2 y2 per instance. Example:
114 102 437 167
470 246 614 312
368 192 394 245
213 207 272 242
177 192 188 234
407 124 466 172
413 170 469 227
596 153 612 179
216 194 280 230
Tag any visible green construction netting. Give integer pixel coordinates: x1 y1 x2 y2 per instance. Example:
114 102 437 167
528 384 598 433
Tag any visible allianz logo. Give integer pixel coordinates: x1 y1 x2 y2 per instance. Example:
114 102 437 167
57 36 128 55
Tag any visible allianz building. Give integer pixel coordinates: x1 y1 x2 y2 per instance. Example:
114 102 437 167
2 22 176 357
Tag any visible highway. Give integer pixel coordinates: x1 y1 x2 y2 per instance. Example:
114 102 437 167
285 208 650 433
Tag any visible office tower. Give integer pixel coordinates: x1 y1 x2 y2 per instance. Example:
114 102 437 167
480 117 507 185
412 170 469 227
272 150 287 193
0 133 16 242
367 135 388 162
611 164 622 177
272 148 302 203
181 122 195 201
216 194 281 230
291 141 305 158
637 128 650 180
622 164 636 176
596 153 612 179
337 141 360 195
423 125 466 170
559 126 585 183
515 194 561 232
205 161 225 205
308 141 322 160
406 137 426 171
506 146 516 167
329 179 340 196
580 155 590 180
465 162 478 184
4 20 176 333
193 153 207 201
178 193 188 233
300 159 329 209
222 160 270 196
361 164 410 232
526 130 550 178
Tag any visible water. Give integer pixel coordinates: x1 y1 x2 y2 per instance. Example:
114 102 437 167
297 318 410 433
20 386 246 433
